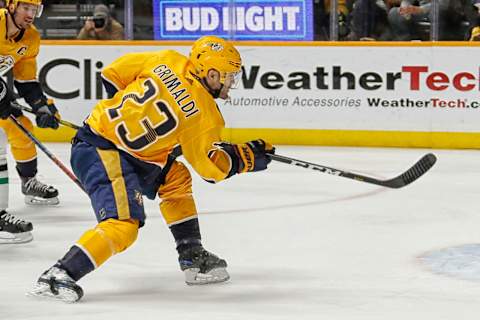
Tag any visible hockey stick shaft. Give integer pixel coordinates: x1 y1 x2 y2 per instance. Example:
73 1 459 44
8 115 85 192
268 152 436 189
11 101 81 130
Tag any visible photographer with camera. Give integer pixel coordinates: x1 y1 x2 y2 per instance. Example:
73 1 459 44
77 4 124 40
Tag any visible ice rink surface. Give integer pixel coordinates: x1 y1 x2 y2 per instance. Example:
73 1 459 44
2 143 480 320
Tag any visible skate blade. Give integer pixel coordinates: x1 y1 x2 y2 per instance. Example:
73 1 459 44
27 283 81 303
25 195 60 206
184 267 230 285
0 231 33 244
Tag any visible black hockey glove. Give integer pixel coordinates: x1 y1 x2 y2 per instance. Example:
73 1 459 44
31 98 60 129
0 77 14 120
235 139 275 173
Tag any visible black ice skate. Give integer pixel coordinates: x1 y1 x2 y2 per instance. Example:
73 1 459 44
27 266 83 303
22 176 59 205
0 210 33 244
179 246 230 285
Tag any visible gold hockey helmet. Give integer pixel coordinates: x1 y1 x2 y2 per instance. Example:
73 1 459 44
6 0 43 18
190 36 242 87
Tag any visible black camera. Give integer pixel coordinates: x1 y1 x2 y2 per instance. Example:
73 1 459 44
93 17 106 29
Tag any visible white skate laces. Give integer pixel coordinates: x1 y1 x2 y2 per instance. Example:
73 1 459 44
1 211 26 225
0 210 33 244
22 177 59 205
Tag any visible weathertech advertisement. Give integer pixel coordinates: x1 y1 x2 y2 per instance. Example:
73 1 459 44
27 43 480 137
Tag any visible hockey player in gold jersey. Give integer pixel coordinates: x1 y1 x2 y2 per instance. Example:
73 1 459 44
28 36 275 303
0 0 61 243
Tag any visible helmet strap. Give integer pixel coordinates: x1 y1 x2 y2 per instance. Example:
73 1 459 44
203 78 223 99
8 5 23 31
189 70 223 99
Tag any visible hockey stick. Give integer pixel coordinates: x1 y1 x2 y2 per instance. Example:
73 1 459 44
10 101 81 130
268 152 437 189
3 70 80 130
8 115 85 192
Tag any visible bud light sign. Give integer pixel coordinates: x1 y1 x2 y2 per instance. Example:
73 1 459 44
153 0 313 40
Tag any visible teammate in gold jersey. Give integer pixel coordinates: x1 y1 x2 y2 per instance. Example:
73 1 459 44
28 36 275 303
0 0 61 244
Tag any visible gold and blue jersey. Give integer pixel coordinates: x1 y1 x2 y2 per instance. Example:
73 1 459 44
0 8 40 80
0 8 41 164
87 50 232 183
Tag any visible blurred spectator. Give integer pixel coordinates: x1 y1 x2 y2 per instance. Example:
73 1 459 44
313 0 350 40
468 0 480 40
475 0 480 10
346 0 393 40
441 0 477 40
388 0 474 40
77 4 124 40
469 25 480 40
387 0 439 40
0 0 5 8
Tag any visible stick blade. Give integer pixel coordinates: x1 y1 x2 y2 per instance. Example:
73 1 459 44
385 153 437 188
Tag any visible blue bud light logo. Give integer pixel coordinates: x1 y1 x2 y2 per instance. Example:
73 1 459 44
153 0 313 40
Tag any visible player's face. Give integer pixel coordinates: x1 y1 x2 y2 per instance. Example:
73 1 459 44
13 3 39 29
218 71 241 100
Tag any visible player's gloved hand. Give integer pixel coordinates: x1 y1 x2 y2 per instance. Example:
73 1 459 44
236 139 275 173
32 98 60 129
0 77 14 120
